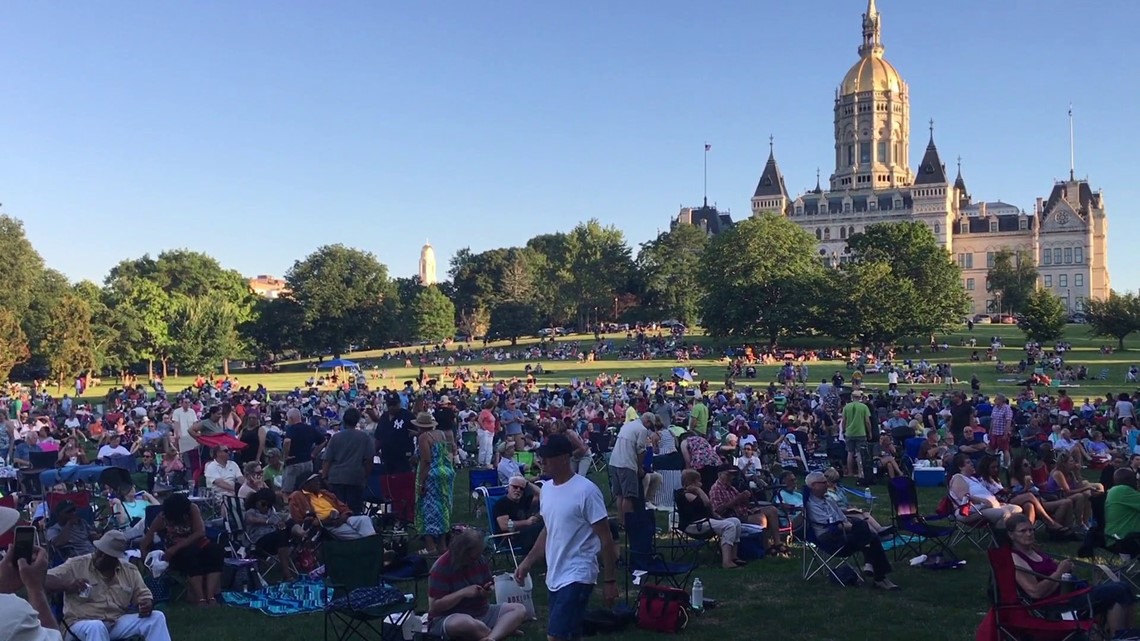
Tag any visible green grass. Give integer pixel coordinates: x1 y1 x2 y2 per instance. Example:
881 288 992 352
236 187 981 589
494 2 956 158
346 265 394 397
145 324 1122 640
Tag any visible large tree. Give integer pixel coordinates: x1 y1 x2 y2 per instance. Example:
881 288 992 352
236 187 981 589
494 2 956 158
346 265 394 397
987 249 1038 315
637 224 708 325
0 309 30 383
1018 288 1067 343
409 285 456 343
286 245 396 355
21 268 72 375
700 213 825 343
822 261 918 346
1084 291 1140 351
41 294 96 390
0 215 46 319
846 221 970 338
168 296 241 374
488 301 542 345
243 296 304 360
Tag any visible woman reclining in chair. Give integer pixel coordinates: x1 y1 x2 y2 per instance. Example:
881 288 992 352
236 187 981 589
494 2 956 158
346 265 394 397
1007 513 1136 636
287 473 375 540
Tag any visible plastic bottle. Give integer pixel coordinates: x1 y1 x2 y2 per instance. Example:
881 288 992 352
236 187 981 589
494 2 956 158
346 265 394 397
690 578 703 611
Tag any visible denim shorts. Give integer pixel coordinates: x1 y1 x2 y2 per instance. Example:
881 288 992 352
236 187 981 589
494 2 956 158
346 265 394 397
547 582 594 640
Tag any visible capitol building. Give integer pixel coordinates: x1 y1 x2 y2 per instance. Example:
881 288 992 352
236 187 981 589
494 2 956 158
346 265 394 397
745 0 1110 315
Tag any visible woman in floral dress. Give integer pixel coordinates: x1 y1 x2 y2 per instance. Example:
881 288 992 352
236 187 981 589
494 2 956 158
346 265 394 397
414 411 455 555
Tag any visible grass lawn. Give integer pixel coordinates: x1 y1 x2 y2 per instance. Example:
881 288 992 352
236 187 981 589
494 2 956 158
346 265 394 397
140 323 1127 640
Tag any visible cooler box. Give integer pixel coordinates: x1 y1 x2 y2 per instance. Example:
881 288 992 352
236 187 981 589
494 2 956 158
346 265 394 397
913 467 945 487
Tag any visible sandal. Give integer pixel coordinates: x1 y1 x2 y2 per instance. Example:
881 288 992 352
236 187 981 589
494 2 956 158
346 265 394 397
734 559 749 566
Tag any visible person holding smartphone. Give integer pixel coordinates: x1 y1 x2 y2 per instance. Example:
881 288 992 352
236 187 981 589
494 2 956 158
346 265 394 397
426 527 527 641
0 505 62 640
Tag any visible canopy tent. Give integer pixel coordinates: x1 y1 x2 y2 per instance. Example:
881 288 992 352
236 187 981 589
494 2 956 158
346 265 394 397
319 358 359 369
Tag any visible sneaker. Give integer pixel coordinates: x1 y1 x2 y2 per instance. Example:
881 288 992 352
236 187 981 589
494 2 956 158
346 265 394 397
645 502 657 511
874 578 901 591
863 563 874 577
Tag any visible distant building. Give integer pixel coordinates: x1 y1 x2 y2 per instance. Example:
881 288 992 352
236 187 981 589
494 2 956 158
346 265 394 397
671 203 734 236
419 241 437 285
248 275 288 299
752 0 1109 315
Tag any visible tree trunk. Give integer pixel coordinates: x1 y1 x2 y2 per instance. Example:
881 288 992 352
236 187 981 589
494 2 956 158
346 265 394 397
511 337 518 346
1119 336 1126 351
161 359 169 378
223 359 230 376
147 360 154 379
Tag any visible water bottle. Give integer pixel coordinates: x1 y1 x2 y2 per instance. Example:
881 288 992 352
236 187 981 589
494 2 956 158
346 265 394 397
1060 572 1074 594
690 578 703 611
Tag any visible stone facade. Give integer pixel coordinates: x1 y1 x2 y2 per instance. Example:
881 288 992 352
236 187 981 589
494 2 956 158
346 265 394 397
751 0 1109 315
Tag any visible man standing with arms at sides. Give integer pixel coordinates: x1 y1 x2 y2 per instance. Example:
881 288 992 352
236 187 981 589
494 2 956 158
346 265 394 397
842 391 872 480
282 408 324 494
988 394 1014 467
948 392 974 444
515 434 617 641
376 394 417 524
171 397 198 473
322 407 373 515
688 396 709 441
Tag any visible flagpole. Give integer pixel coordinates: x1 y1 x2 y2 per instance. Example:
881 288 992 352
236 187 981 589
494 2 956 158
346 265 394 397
703 142 708 207
1068 104 1075 181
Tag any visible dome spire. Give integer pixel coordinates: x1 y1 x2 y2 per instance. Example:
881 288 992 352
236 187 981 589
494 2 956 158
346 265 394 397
859 0 883 57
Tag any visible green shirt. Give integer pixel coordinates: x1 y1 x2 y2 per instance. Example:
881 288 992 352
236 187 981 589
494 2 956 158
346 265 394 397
842 402 870 439
689 402 709 435
1105 485 1140 541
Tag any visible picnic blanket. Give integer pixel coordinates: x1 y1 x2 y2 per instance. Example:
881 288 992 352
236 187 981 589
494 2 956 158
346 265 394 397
220 578 331 616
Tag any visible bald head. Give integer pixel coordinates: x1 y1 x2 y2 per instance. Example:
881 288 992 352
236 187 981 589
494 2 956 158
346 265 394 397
286 408 302 424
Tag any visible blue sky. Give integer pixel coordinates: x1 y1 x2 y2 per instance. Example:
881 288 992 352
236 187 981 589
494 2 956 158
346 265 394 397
3 1 1137 290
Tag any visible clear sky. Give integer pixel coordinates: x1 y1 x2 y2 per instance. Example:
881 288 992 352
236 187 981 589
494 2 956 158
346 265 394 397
3 1 1137 290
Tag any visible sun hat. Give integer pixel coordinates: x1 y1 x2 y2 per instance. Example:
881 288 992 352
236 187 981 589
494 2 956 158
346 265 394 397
411 412 438 429
93 530 129 561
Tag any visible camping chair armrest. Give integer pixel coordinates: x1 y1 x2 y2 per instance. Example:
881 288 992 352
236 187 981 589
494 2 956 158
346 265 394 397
1067 558 1123 583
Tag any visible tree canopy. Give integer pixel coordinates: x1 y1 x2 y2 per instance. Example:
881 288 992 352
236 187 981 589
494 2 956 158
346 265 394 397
987 249 1038 315
1018 288 1067 343
1085 291 1140 350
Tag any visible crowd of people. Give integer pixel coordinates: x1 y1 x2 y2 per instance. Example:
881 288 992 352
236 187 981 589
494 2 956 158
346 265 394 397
0 332 1139 638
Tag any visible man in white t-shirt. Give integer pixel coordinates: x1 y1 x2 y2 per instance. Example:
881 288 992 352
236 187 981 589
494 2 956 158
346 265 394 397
170 398 199 457
515 434 617 641
609 413 651 517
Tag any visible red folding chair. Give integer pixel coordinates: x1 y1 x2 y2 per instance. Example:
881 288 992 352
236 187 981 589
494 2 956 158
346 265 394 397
983 545 1099 641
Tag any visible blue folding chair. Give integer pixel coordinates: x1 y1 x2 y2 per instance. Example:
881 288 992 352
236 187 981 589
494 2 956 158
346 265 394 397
479 487 526 570
624 507 698 590
468 468 498 516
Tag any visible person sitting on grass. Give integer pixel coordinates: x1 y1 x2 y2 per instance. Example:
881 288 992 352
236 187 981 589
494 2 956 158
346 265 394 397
426 526 527 641
288 474 375 540
708 465 788 558
804 470 898 591
678 469 745 569
1007 513 1136 637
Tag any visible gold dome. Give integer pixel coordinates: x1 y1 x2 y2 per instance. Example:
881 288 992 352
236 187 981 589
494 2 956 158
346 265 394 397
841 53 903 95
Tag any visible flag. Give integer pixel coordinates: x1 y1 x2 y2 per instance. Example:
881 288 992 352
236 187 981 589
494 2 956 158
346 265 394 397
704 143 711 152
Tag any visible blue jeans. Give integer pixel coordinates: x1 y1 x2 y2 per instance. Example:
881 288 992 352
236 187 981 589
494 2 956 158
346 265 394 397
547 582 594 641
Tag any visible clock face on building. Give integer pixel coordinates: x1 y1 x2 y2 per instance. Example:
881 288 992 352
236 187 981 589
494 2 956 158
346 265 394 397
1056 211 1071 225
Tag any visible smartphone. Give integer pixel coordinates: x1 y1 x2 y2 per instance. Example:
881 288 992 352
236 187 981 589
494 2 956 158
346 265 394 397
12 526 35 565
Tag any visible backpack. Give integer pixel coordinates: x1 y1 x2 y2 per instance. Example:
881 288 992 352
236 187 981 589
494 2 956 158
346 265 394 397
636 585 690 633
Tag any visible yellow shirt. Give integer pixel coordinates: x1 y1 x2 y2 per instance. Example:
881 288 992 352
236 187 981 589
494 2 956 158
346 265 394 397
625 406 639 423
306 491 336 520
48 555 150 625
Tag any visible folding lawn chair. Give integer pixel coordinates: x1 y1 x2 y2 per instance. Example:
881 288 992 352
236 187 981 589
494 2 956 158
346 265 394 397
588 431 612 473
624 506 698 591
219 493 291 586
935 494 995 552
669 488 720 560
467 468 498 517
478 486 525 570
322 535 415 641
885 476 955 562
800 488 864 585
981 545 1100 641
838 483 877 511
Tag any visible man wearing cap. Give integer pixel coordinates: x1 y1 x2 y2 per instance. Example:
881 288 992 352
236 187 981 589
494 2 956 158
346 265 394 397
515 434 618 641
804 470 898 590
45 530 170 640
46 501 97 561
289 474 376 540
0 504 62 640
374 393 417 521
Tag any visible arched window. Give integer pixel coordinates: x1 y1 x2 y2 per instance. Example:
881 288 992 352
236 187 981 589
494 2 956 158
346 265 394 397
824 228 831 240
840 227 847 240
815 228 822 240
934 223 940 234
849 226 855 237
